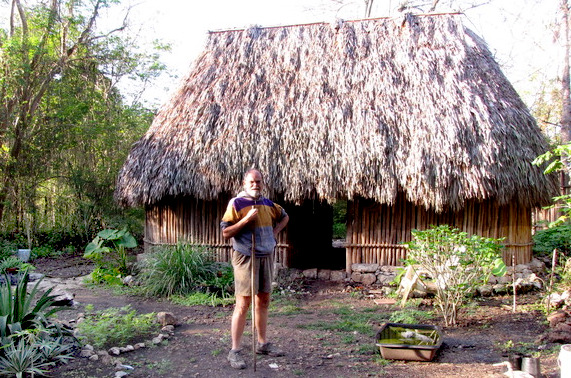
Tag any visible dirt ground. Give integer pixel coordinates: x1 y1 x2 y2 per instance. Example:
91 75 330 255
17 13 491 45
33 254 562 378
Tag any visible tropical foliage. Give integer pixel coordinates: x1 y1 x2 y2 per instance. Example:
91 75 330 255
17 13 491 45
0 0 168 247
404 225 506 326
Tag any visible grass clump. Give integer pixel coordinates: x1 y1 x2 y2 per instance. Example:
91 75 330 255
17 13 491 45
76 305 157 349
138 243 233 299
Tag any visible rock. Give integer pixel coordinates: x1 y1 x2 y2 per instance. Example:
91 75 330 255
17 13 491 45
477 285 493 297
52 292 75 306
487 275 498 284
317 269 331 280
351 272 363 283
546 293 564 308
122 275 134 286
497 275 512 285
352 264 379 273
152 334 165 344
492 284 508 294
157 312 177 326
83 344 94 351
330 270 346 282
28 273 45 281
80 349 95 358
134 342 146 349
161 325 175 334
108 347 121 356
302 268 317 279
88 354 99 361
115 372 129 378
376 273 396 285
554 322 571 333
360 273 377 286
528 258 546 273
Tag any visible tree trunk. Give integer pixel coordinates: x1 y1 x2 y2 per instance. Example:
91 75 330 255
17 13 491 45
561 0 571 143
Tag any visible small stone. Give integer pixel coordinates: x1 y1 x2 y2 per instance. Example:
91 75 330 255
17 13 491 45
477 285 493 297
352 263 379 273
157 312 177 326
134 343 146 349
152 334 165 344
80 349 95 358
351 272 363 283
83 344 94 351
317 269 331 280
115 372 129 378
161 325 175 333
360 273 377 286
88 354 99 361
330 270 346 282
122 275 134 286
108 347 121 356
302 268 317 279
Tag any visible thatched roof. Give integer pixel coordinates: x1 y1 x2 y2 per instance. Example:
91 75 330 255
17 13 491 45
115 13 558 211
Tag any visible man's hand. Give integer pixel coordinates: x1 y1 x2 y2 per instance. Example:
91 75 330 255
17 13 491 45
222 207 259 239
245 208 258 224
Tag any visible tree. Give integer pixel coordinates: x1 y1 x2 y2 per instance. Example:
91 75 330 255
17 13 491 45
0 0 167 243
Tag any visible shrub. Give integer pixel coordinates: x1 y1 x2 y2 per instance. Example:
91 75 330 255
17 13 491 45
533 223 571 257
84 228 137 277
76 305 156 349
404 225 506 326
0 257 34 274
0 239 17 261
138 243 233 298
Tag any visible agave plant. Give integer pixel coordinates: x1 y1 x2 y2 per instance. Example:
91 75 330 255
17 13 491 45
0 269 66 345
0 338 52 378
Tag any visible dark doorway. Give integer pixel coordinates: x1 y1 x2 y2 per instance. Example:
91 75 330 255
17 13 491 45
286 199 345 270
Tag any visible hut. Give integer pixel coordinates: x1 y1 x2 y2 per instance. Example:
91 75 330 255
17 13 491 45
115 13 558 274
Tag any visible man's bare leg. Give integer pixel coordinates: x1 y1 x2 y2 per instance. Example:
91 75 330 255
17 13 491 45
231 295 251 350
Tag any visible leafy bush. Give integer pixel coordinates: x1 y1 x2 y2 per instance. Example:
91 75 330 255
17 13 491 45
138 243 233 298
404 225 506 326
0 257 33 274
533 223 571 257
0 239 17 261
84 228 137 277
332 200 347 239
76 305 156 349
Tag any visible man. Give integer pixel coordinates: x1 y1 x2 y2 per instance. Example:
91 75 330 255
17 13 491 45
220 168 289 369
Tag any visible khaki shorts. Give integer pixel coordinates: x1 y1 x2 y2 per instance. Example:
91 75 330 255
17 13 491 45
231 250 274 296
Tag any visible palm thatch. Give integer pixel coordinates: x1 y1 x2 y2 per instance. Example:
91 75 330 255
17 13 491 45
115 13 558 212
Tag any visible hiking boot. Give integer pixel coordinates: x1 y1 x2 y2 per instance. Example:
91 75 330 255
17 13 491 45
256 342 285 357
227 349 246 369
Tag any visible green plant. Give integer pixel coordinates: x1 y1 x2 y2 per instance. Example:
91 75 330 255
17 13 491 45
76 305 157 349
332 200 347 239
0 239 17 261
404 225 506 326
533 223 571 257
31 245 59 259
388 307 434 324
0 339 52 378
87 267 123 286
170 292 234 307
138 243 231 298
0 256 25 274
0 269 67 345
84 228 137 276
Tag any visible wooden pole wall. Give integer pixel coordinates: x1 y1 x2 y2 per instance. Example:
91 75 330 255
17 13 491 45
346 193 535 274
145 195 292 266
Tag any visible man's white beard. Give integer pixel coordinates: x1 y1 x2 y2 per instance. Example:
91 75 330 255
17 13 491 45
245 188 261 199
